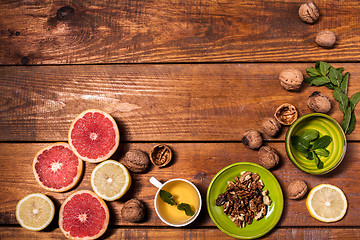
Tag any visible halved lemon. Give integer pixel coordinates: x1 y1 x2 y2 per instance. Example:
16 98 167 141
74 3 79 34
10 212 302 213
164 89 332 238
306 184 347 222
16 193 55 231
91 160 131 201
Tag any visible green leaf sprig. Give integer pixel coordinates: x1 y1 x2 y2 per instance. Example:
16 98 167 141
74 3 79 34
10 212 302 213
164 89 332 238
305 61 360 134
291 129 332 169
159 190 195 216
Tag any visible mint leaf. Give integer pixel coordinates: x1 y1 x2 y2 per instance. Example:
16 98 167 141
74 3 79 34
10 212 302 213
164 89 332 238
347 111 356 135
314 149 330 157
312 136 332 149
341 106 352 133
336 67 344 73
310 76 331 86
329 66 342 87
340 72 349 94
306 67 321 77
291 135 310 153
313 152 320 165
349 92 360 111
318 61 331 76
334 87 349 114
160 190 177 206
314 153 324 169
306 151 314 160
300 129 319 142
177 203 195 216
324 83 335 90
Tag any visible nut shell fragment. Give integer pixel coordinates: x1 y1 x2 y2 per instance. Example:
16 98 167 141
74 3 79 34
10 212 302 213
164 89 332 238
150 144 172 167
274 103 298 125
287 180 308 200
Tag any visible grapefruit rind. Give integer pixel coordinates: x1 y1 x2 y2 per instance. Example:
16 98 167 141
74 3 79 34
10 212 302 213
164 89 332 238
91 160 132 201
68 109 120 163
306 184 348 223
59 190 110 240
16 193 55 231
33 142 83 193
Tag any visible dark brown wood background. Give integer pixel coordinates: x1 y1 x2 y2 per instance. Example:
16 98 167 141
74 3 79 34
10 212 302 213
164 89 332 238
1 0 360 239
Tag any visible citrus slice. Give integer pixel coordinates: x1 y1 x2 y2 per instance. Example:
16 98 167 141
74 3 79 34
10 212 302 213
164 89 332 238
306 184 348 222
91 160 131 201
68 109 120 163
16 193 55 231
59 190 109 240
33 142 83 192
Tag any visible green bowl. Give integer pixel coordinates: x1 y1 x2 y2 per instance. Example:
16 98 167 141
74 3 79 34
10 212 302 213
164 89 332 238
206 162 284 239
285 113 347 175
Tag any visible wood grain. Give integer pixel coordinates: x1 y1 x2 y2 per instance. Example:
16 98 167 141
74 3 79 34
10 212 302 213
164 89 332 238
1 0 360 64
2 63 360 141
1 226 360 240
1 142 359 227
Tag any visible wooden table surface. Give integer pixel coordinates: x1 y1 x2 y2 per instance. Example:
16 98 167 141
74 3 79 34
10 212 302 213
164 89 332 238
1 0 360 239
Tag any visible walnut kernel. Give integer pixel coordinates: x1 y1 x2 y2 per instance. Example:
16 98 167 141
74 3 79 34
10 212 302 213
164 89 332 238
307 91 332 113
258 146 280 169
279 68 304 91
274 103 298 125
299 2 320 24
262 117 281 137
315 30 336 48
242 130 263 150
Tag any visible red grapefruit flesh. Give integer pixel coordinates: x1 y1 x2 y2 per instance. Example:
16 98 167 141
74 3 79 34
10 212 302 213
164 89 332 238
59 190 109 240
33 142 83 192
68 109 120 163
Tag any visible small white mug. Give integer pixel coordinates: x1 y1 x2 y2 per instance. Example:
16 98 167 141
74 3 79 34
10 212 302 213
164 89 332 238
149 177 202 227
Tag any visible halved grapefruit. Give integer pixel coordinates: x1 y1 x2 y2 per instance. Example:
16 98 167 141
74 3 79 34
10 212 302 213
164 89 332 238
59 190 110 240
68 109 120 163
33 142 83 192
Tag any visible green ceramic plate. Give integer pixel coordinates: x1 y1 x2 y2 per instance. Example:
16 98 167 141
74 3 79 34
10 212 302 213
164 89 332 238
206 162 283 239
285 113 347 175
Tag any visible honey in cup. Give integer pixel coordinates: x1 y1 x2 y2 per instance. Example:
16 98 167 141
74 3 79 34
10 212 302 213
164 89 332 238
151 178 201 227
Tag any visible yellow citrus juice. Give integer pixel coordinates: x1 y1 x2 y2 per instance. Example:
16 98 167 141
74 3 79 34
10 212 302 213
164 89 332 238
157 180 200 225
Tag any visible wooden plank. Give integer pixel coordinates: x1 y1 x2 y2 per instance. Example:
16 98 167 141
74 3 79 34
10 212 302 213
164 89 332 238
1 227 360 240
1 63 360 141
1 0 360 64
1 142 359 227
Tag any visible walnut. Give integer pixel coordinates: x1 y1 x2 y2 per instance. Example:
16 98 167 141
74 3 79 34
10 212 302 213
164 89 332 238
279 68 304 91
315 30 336 48
262 117 281 137
307 91 332 113
287 180 308 200
150 144 172 167
122 149 150 173
242 130 263 150
258 146 280 169
298 2 320 24
274 103 298 125
121 198 146 222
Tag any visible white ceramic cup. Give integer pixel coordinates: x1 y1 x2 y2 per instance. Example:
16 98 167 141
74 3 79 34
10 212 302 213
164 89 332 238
149 177 202 227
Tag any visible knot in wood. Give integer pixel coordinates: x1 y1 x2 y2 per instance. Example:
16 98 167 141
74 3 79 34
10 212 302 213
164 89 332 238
57 6 75 21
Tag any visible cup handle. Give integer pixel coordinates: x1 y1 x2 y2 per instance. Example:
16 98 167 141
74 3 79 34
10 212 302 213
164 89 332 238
149 177 164 189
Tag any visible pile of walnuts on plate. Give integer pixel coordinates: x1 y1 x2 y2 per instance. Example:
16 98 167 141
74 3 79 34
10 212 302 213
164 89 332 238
215 171 272 228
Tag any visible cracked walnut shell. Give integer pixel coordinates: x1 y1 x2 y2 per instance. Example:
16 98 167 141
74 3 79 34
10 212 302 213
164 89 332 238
279 68 304 91
274 103 298 125
150 144 172 167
